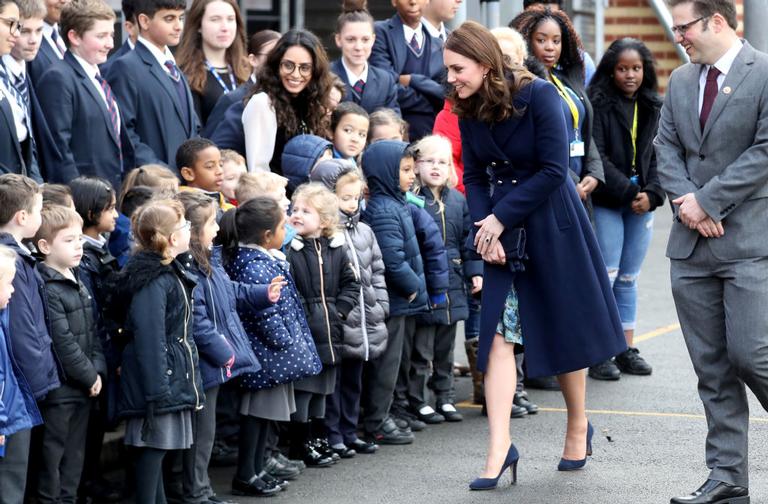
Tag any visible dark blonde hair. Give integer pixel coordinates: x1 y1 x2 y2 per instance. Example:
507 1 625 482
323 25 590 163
235 172 287 203
368 108 408 143
445 21 534 123
0 174 40 226
119 165 179 210
131 199 185 264
60 0 116 48
16 0 46 19
0 245 16 281
34 204 83 244
42 184 74 209
291 183 339 238
221 149 246 166
178 191 216 275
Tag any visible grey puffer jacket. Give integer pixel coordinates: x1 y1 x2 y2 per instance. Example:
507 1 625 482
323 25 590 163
340 211 389 361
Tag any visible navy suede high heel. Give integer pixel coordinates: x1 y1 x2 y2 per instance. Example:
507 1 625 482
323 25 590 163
557 421 593 471
469 444 519 490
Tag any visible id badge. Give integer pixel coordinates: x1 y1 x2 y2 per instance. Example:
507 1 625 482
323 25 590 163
569 140 585 158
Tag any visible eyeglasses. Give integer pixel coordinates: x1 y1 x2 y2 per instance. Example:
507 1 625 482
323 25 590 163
175 220 191 232
279 60 312 77
0 16 21 34
671 15 709 36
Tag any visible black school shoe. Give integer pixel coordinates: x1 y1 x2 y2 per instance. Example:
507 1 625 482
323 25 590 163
330 444 357 458
413 404 445 424
615 347 653 375
365 417 414 445
299 443 335 467
275 452 305 472
391 405 427 431
513 392 539 415
261 472 289 490
311 438 340 462
588 359 622 381
436 402 464 422
348 438 379 454
264 456 301 480
231 473 282 497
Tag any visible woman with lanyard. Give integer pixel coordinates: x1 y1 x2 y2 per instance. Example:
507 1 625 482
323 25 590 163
176 0 250 128
586 38 665 381
511 6 604 212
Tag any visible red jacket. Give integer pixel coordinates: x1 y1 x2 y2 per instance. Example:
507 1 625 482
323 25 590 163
432 100 465 194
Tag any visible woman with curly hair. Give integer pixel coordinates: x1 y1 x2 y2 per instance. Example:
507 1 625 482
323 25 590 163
175 0 250 127
242 29 336 175
511 6 604 213
586 38 665 380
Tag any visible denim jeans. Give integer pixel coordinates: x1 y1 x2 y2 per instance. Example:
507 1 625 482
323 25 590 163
593 204 654 330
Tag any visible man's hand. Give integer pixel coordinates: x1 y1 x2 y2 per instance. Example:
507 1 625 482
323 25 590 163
695 217 725 238
672 193 709 228
631 192 651 214
399 74 412 87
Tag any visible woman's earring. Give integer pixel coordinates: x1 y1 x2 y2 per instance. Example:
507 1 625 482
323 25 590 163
483 73 488 79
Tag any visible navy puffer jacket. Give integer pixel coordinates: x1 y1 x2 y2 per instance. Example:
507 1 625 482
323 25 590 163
186 248 263 390
281 134 332 194
361 141 429 316
225 246 321 390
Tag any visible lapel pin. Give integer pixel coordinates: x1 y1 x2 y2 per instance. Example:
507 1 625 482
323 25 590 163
723 86 732 95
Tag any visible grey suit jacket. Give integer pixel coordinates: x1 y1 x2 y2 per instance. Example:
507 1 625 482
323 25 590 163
655 41 768 261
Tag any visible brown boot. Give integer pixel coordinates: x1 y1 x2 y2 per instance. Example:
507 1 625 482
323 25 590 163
464 339 484 405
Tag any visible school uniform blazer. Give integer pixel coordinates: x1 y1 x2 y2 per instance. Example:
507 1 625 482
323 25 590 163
28 37 61 86
27 73 63 181
330 59 400 116
99 40 132 80
36 52 135 188
0 95 42 181
370 14 445 115
201 82 250 139
105 42 200 170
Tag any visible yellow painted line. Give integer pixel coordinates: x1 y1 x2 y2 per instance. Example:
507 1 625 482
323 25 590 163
454 402 768 424
634 323 681 344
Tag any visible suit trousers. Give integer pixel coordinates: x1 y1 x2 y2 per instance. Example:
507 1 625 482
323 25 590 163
671 239 768 488
362 315 407 431
35 400 91 504
325 359 364 446
0 428 31 504
393 317 418 409
408 323 458 407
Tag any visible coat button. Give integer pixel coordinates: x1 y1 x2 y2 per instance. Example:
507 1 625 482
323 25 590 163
491 162 497 167
167 369 173 375
511 179 518 185
699 154 706 160
504 160 510 165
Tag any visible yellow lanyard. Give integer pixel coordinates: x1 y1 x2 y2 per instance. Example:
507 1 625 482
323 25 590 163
549 72 580 132
631 100 638 170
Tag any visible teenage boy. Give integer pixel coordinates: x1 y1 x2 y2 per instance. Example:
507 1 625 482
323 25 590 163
36 0 135 189
106 0 200 171
33 205 105 504
3 0 61 180
421 0 461 43
27 0 69 84
0 174 60 502
369 0 445 141
177 138 234 213
99 0 137 76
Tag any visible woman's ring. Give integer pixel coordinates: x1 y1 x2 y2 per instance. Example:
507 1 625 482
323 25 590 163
485 237 491 243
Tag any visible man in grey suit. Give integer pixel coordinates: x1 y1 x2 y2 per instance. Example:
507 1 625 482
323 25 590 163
655 0 768 503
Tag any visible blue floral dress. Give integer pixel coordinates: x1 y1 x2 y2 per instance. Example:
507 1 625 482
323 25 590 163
496 285 523 345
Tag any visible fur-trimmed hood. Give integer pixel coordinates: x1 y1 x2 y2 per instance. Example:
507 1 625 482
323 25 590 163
289 233 346 251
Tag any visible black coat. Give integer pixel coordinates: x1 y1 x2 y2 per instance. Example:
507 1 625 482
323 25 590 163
588 90 666 210
108 251 203 418
38 264 106 405
287 235 359 366
80 240 120 341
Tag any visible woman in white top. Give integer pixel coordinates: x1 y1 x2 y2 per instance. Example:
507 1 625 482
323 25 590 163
242 29 335 175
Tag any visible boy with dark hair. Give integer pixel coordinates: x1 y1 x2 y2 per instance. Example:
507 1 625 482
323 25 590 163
106 0 200 171
36 0 135 190
177 138 234 213
99 0 138 76
0 173 59 502
32 204 105 504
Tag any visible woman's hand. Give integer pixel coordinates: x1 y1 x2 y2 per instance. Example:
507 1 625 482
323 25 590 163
268 276 287 304
474 214 505 256
470 276 483 294
482 241 506 265
631 192 651 214
577 175 599 201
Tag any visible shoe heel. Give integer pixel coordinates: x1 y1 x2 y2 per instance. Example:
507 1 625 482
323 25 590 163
510 460 518 485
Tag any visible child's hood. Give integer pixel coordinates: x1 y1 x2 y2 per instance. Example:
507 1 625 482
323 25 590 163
281 134 333 192
361 140 409 202
309 158 357 191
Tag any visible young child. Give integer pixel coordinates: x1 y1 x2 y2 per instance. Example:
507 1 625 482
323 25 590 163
330 102 369 163
286 183 359 465
235 172 295 250
33 205 106 504
219 196 322 495
105 0 200 169
331 0 399 115
107 199 203 503
178 191 279 503
42 184 75 209
309 160 387 456
0 174 59 500
368 108 409 144
177 138 234 214
0 244 42 487
370 0 445 141
220 149 247 205
410 134 482 422
280 134 332 195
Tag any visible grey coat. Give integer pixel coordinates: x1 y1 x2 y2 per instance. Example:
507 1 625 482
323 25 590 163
340 212 389 361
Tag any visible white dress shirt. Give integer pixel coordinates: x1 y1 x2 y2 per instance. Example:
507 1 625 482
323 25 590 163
0 56 28 141
138 36 176 74
42 22 65 59
698 39 743 113
402 22 424 51
71 52 121 133
421 18 446 42
341 58 368 87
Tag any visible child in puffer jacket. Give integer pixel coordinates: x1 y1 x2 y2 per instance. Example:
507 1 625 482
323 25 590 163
310 159 388 456
280 134 333 195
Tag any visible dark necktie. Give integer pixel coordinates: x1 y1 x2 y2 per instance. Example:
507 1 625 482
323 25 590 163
164 60 189 122
14 73 29 110
409 33 421 53
50 29 65 57
353 79 365 96
699 66 721 131
95 74 121 150
164 60 181 82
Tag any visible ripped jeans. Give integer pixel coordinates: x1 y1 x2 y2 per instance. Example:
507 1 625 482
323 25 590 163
593 204 654 331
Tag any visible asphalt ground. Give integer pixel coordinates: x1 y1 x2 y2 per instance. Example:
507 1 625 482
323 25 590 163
198 203 768 504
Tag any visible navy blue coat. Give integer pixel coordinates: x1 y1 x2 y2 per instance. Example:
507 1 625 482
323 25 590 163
330 59 400 116
28 73 63 182
0 233 60 400
0 97 39 180
207 98 246 156
224 246 321 390
0 308 42 437
99 40 132 79
36 52 135 189
407 200 449 304
417 187 482 325
187 249 264 390
281 134 332 193
202 81 251 139
27 37 61 86
105 42 200 171
370 14 445 139
362 141 429 316
460 78 626 377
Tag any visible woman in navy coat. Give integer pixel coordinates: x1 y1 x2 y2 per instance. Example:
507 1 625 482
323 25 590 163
443 22 626 489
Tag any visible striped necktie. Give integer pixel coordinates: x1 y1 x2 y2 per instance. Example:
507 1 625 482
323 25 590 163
50 28 65 58
353 79 365 96
95 74 122 153
164 60 181 82
13 73 29 110
409 33 421 53
0 62 29 119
